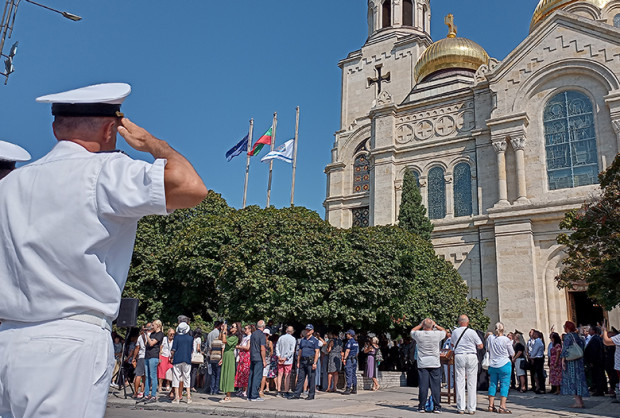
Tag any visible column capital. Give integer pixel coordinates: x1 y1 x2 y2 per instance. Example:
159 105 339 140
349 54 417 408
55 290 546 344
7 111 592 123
492 139 508 154
511 135 527 151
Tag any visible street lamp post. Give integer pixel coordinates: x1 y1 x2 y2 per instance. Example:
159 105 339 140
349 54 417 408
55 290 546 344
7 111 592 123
0 0 82 84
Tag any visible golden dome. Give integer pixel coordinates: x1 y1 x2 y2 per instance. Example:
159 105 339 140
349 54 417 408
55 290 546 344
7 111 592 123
414 14 489 83
530 0 612 31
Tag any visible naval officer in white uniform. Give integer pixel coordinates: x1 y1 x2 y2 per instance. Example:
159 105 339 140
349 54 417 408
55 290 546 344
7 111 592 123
0 83 208 418
0 140 31 180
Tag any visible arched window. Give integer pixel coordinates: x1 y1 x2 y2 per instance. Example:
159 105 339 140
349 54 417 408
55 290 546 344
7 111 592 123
543 91 599 190
614 13 620 28
403 0 414 26
427 166 446 219
368 8 374 34
453 163 473 217
353 154 370 193
411 170 420 187
382 1 391 28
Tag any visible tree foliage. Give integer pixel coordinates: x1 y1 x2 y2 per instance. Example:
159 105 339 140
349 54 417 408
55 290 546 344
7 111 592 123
398 168 434 241
556 153 620 310
124 193 488 332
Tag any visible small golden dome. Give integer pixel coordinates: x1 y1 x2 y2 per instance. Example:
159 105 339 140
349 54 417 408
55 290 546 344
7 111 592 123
530 0 612 32
414 14 489 83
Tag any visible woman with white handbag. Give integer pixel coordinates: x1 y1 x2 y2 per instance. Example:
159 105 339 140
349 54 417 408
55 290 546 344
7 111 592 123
485 322 514 414
560 321 588 409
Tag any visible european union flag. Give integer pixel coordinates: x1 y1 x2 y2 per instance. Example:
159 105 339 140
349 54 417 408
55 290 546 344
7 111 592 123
225 134 249 162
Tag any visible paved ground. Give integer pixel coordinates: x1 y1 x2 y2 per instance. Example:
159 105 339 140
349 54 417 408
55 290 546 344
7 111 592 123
106 386 620 417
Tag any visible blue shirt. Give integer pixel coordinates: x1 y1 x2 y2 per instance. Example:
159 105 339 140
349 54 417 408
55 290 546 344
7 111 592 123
171 333 193 365
529 338 544 359
299 336 320 358
345 338 359 358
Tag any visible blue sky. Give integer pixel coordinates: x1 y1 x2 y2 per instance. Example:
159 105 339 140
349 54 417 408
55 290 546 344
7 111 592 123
1 0 541 214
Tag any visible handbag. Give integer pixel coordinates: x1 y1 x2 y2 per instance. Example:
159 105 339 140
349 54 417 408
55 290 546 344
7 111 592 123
481 351 490 370
565 333 584 361
519 358 529 370
442 327 470 363
191 352 205 364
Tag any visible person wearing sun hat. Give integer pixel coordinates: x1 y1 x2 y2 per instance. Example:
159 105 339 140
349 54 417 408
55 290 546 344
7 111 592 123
0 82 207 417
0 139 30 180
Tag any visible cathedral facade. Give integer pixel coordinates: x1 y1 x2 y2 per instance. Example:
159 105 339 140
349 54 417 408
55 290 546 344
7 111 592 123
324 0 620 332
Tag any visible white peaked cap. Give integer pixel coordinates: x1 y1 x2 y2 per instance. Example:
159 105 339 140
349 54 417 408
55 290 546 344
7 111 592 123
36 83 131 104
0 140 31 162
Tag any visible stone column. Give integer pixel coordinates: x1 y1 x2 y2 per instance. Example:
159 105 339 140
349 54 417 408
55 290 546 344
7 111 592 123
511 135 530 203
445 171 454 218
492 139 509 206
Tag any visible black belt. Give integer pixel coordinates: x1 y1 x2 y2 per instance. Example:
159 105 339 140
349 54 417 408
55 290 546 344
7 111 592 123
301 356 314 360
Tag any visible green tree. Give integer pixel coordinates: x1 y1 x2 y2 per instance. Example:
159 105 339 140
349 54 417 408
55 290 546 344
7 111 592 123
556 153 620 310
398 169 433 241
125 194 488 332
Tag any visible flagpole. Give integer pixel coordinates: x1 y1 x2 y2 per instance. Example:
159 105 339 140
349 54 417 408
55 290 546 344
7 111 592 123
242 118 254 209
290 106 300 207
266 112 277 208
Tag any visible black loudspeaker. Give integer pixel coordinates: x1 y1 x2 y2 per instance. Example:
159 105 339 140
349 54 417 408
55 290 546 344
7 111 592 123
117 298 139 327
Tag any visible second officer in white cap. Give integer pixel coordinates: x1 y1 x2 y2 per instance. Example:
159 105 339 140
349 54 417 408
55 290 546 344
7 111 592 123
0 83 207 417
0 139 30 180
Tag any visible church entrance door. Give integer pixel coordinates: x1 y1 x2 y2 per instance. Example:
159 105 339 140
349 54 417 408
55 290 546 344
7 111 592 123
567 291 606 327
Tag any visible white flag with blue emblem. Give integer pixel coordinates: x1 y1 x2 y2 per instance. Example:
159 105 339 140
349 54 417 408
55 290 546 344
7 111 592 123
260 139 294 163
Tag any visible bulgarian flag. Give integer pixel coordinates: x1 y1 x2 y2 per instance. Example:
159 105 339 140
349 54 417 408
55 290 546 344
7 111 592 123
248 127 272 156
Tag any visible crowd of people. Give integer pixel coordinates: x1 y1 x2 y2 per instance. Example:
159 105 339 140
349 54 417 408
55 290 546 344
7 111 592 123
109 314 620 414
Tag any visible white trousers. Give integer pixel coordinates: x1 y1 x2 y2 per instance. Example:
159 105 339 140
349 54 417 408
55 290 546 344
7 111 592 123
172 363 191 388
455 354 479 413
0 319 113 418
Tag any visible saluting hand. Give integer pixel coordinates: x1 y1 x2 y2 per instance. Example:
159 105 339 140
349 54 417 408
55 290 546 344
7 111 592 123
118 117 163 154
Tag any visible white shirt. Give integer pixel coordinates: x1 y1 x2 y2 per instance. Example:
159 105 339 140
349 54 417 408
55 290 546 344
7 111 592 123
137 335 146 359
451 327 482 355
487 335 514 369
612 334 620 371
411 330 446 369
0 141 167 322
193 337 202 354
161 336 173 357
276 333 296 365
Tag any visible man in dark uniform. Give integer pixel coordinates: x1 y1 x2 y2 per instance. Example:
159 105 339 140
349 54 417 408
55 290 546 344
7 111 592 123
342 329 359 394
289 324 320 400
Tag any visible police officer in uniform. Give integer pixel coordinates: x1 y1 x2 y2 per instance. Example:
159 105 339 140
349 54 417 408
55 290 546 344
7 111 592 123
0 83 207 418
0 139 30 180
342 329 359 394
289 324 320 400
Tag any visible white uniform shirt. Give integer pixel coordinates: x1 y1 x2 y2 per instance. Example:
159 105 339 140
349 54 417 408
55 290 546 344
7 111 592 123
451 327 482 355
0 141 168 322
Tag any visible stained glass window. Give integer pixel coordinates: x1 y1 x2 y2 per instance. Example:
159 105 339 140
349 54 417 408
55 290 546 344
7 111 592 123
428 166 446 220
614 14 620 28
353 154 370 193
544 91 599 190
352 206 369 227
453 163 473 217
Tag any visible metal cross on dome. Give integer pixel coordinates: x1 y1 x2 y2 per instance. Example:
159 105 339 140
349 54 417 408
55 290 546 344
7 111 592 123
367 66 390 94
